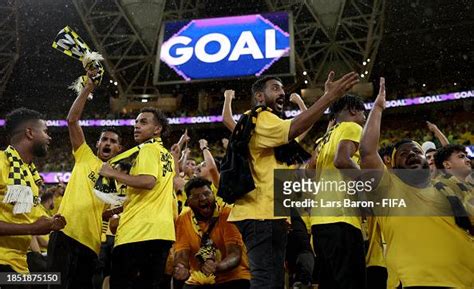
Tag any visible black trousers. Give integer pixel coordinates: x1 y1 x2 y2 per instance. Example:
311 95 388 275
47 231 98 289
234 219 288 289
110 239 172 289
286 215 314 286
311 222 366 289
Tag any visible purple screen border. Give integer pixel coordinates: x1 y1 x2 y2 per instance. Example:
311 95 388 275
0 90 472 127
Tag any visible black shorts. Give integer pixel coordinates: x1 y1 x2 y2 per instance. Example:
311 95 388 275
110 239 172 289
46 231 98 289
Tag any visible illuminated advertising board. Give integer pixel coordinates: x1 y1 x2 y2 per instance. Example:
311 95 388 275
154 12 295 84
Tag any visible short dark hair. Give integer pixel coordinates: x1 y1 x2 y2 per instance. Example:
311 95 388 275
434 144 467 170
140 107 169 136
101 127 122 143
5 108 44 137
251 76 282 97
378 144 394 159
329 95 365 117
184 177 212 198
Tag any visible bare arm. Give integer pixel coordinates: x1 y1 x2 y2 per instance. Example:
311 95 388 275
36 235 49 249
334 140 360 170
201 243 243 275
289 93 311 141
199 139 220 187
427 121 449 146
216 243 242 272
177 130 190 151
0 221 38 236
359 78 386 185
102 206 123 221
174 249 191 280
0 215 66 236
222 90 237 132
335 140 361 179
99 163 156 190
30 236 41 253
66 72 96 151
289 72 359 140
170 143 182 175
179 148 190 173
170 143 186 192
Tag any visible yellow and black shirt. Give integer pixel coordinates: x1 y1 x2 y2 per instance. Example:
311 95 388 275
0 151 46 273
58 143 105 254
114 138 176 246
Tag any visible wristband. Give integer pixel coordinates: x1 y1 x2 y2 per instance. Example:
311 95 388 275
201 147 209 151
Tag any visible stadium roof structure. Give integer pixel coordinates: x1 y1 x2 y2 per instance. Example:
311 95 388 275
0 0 473 114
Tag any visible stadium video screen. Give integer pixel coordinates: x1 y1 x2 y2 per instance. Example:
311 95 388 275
154 12 295 85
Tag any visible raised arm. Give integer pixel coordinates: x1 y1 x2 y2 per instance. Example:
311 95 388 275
170 143 186 193
289 93 311 141
199 139 220 187
288 71 359 140
359 77 386 177
426 121 449 146
170 143 182 176
222 89 237 132
177 129 190 151
66 71 96 151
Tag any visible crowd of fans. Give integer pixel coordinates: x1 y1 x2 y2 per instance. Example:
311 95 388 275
1 71 473 289
35 120 473 173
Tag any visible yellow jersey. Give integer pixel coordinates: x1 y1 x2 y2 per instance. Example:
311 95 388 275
228 111 292 221
114 138 176 246
0 151 46 273
58 143 106 254
376 170 474 288
310 121 363 229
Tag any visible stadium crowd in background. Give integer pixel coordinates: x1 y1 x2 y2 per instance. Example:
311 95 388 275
0 70 473 289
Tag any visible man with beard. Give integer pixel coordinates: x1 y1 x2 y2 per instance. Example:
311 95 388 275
99 107 175 289
359 78 474 288
47 75 123 289
0 108 66 276
227 71 359 289
173 177 250 289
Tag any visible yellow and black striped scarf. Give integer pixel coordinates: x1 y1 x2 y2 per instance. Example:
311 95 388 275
434 173 474 235
93 138 158 205
52 26 105 98
188 204 220 285
3 146 42 214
